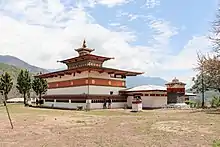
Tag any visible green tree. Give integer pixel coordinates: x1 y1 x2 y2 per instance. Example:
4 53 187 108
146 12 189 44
32 77 48 101
195 54 220 92
191 73 211 93
0 72 13 106
16 70 32 106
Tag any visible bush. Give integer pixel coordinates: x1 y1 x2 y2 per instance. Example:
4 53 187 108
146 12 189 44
195 100 202 108
213 140 220 147
185 100 196 108
211 96 220 108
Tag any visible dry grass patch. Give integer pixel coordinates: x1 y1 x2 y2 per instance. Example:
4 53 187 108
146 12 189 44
0 104 220 147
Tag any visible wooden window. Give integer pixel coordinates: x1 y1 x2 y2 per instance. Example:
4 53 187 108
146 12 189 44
45 99 54 102
56 99 69 103
71 100 86 103
114 99 127 102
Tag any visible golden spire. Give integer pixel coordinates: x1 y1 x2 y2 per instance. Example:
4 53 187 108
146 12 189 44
82 39 87 48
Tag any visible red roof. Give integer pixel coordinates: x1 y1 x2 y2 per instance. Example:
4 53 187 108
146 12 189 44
59 54 114 64
36 66 144 78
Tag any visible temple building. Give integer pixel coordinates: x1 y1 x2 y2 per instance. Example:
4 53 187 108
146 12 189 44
35 41 195 110
36 40 143 109
165 77 186 104
119 85 167 109
120 78 192 109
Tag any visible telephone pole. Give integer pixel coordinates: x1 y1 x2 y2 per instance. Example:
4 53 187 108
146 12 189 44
201 65 205 108
1 90 13 129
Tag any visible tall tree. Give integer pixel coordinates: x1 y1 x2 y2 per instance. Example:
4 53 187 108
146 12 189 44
193 4 220 107
32 77 47 101
16 70 32 106
191 73 211 93
195 53 220 91
209 6 220 54
0 72 13 106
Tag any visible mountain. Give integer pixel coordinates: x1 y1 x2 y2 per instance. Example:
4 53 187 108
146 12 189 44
0 63 22 98
0 63 38 100
0 55 48 73
126 76 167 88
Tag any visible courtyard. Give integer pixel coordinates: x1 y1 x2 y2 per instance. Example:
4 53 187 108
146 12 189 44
0 104 220 147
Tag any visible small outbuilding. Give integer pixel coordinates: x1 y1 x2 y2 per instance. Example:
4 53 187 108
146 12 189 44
120 85 167 109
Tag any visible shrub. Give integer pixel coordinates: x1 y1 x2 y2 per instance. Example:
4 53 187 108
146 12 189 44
211 96 220 108
185 100 196 108
213 140 220 147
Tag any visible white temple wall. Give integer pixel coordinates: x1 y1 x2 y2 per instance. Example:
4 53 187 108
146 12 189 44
47 86 125 95
47 86 88 95
127 95 167 108
43 101 125 109
127 96 133 107
142 96 167 108
46 71 125 83
43 102 86 109
91 102 126 109
88 86 125 95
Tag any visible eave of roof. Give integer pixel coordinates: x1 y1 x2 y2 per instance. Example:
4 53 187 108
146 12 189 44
35 66 144 78
59 54 114 64
74 48 95 52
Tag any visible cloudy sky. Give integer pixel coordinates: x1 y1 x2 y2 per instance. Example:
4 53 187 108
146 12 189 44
0 0 218 86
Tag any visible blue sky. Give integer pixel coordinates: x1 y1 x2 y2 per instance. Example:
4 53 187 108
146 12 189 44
0 0 218 87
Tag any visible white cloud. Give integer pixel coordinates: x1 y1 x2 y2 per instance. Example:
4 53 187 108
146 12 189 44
96 0 130 7
75 0 132 8
0 0 212 86
141 0 160 9
147 16 178 52
163 36 212 71
153 35 212 87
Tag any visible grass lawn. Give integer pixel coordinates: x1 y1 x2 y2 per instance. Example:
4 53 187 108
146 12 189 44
1 104 220 147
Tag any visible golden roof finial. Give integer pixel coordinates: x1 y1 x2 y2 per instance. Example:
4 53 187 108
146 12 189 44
82 39 87 48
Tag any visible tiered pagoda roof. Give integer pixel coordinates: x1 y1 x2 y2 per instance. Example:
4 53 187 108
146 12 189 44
58 54 113 64
165 77 186 86
37 40 143 78
56 40 116 69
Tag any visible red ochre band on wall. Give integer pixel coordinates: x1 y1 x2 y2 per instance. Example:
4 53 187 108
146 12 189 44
48 78 126 89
